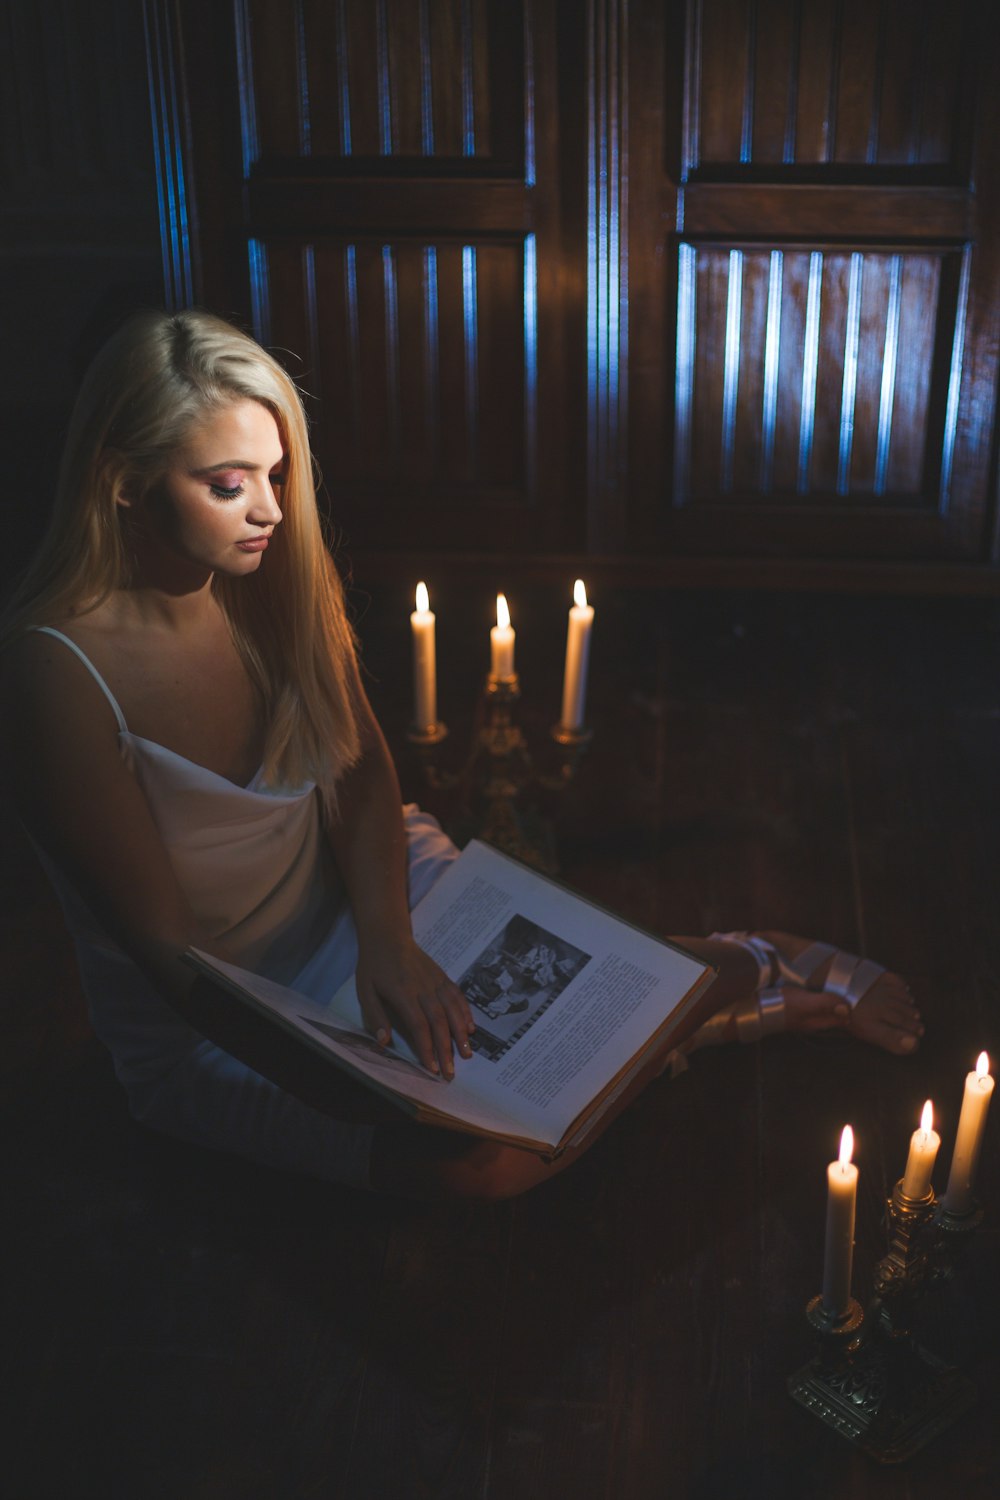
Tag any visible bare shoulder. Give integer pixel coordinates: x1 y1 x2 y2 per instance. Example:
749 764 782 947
1 622 121 742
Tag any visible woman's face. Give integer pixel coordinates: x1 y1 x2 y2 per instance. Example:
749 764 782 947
131 400 286 579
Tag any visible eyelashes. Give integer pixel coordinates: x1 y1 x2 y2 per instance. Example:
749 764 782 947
208 473 285 501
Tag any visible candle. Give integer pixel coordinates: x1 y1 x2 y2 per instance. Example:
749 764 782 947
943 1053 994 1214
822 1125 858 1317
900 1100 940 1200
410 581 437 729
491 593 515 678
559 579 595 731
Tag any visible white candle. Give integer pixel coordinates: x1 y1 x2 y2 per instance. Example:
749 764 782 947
943 1053 994 1214
410 581 437 729
559 579 595 731
490 593 515 678
900 1100 940 1200
822 1125 858 1317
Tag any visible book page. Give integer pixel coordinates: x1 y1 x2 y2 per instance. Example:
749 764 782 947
393 841 710 1142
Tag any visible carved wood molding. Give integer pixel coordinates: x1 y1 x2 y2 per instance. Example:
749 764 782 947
143 0 196 309
586 0 628 551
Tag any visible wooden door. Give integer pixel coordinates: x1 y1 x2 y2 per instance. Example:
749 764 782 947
159 0 585 556
626 0 1000 563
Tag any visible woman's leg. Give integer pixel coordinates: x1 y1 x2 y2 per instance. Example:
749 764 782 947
368 939 765 1201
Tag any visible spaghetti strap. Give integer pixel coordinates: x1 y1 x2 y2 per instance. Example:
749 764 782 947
33 626 129 733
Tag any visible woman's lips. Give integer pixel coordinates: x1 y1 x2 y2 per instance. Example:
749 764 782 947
237 537 269 552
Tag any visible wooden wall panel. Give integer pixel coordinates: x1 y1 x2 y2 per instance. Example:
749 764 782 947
876 0 923 166
696 0 749 165
750 0 797 165
150 0 1000 572
261 236 527 499
677 245 953 507
690 0 972 172
166 0 579 556
833 0 880 165
243 0 508 165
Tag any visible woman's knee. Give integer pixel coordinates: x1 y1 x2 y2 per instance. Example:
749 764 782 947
370 1125 552 1201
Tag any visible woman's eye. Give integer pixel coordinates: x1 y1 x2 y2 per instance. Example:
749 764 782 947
209 480 245 499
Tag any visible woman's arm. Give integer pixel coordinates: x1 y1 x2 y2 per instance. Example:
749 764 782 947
1 632 204 1006
322 674 473 1079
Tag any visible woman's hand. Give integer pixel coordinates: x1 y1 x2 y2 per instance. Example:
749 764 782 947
355 935 475 1079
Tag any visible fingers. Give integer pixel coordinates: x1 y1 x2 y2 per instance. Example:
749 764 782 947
360 952 475 1080
357 985 394 1050
421 976 475 1079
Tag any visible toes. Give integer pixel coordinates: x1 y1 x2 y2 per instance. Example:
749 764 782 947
849 1004 922 1054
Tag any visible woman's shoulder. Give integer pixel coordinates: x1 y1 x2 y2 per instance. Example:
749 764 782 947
0 611 121 732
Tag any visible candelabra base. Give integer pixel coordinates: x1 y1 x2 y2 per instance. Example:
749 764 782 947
788 1336 976 1464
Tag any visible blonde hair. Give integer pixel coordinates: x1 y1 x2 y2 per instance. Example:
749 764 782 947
1 309 362 808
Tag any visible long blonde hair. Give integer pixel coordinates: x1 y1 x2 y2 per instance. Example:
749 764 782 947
1 309 362 808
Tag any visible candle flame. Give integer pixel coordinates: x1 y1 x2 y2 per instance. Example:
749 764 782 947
977 1051 990 1078
839 1125 853 1167
573 578 588 609
920 1099 934 1134
496 593 510 630
415 581 429 613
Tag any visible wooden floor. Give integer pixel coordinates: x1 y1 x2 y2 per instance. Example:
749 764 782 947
3 581 999 1499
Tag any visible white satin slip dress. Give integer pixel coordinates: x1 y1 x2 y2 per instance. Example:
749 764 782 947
30 627 460 1189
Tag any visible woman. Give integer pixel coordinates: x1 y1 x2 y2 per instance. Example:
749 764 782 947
0 310 923 1200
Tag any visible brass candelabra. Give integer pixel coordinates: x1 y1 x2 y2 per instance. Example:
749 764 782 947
788 1182 982 1463
406 670 591 873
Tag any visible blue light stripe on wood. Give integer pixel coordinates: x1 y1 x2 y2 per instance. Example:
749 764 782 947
760 249 783 493
463 244 479 472
673 242 697 505
344 243 361 443
874 253 901 495
837 251 863 496
797 250 823 494
383 244 400 458
940 245 971 512
336 0 352 154
376 0 393 154
423 245 440 456
524 233 538 491
721 249 743 494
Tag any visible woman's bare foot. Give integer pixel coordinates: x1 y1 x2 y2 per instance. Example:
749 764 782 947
756 931 923 1056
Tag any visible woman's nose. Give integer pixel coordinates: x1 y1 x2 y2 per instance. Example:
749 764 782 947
248 480 283 526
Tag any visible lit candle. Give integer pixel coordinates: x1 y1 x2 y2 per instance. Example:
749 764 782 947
900 1100 940 1200
942 1053 994 1215
822 1125 858 1318
410 581 437 729
559 579 595 732
491 593 515 679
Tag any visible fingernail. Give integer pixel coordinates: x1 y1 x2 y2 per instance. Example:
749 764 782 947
901 1036 917 1052
834 1003 849 1017
376 1028 389 1046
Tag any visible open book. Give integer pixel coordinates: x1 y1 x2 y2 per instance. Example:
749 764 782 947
186 840 715 1159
